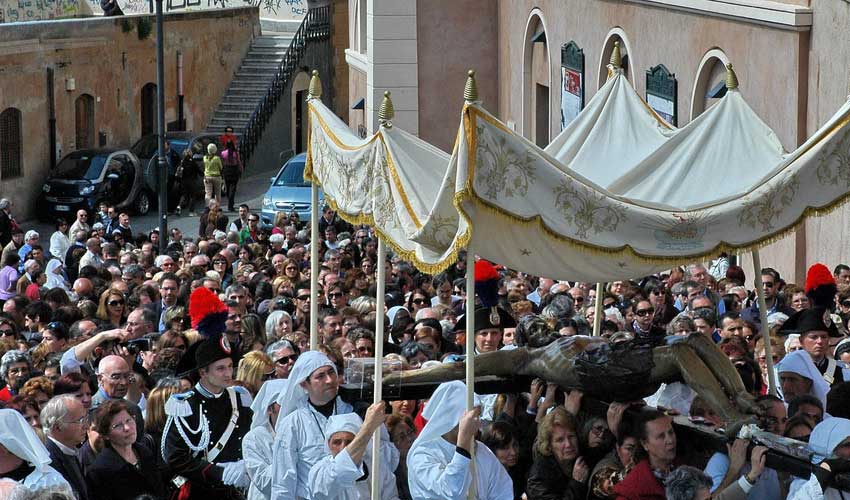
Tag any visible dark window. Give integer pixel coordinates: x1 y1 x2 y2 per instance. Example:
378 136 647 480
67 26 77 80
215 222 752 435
75 94 95 149
141 83 157 136
0 108 22 179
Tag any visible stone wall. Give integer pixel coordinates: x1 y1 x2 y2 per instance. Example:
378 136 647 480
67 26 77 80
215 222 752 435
0 6 260 214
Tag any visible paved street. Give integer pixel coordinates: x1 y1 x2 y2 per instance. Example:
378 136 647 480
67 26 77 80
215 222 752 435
23 161 281 239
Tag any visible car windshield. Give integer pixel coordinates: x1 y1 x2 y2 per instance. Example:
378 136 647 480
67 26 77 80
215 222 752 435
130 136 158 159
52 152 108 181
274 160 309 187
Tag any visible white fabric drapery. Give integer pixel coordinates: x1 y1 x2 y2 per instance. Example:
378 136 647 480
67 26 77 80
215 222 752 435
306 70 850 282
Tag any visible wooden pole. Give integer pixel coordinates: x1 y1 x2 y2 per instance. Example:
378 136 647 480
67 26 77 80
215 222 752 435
465 248 476 498
309 184 319 350
752 250 778 396
592 282 604 336
370 238 386 497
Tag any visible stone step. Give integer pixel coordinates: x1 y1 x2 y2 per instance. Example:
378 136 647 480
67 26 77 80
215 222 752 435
217 102 260 111
212 110 255 120
225 89 269 98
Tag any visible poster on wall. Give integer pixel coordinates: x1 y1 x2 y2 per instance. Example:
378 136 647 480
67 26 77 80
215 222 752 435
646 64 678 126
560 41 585 130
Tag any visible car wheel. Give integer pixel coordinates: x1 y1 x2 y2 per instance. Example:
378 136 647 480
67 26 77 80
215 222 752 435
135 190 151 215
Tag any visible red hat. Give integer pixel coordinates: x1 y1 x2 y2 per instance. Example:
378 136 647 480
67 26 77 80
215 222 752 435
805 263 835 293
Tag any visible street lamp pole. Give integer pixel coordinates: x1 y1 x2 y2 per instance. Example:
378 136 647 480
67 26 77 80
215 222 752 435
155 0 168 253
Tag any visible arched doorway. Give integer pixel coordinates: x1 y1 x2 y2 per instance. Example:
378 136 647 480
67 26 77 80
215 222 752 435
522 9 551 148
291 70 311 154
141 83 157 137
0 107 22 179
690 49 730 120
598 29 634 89
75 94 95 149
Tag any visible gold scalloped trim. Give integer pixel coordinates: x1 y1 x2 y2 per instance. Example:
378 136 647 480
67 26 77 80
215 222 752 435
305 102 422 230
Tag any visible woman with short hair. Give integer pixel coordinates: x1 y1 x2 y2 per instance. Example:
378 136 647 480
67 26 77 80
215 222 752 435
527 407 589 499
86 399 165 499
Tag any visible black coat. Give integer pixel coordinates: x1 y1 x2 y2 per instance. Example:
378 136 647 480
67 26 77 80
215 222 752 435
46 438 89 500
526 453 587 500
86 443 166 500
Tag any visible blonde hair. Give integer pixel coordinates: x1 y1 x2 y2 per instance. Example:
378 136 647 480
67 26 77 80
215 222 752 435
236 351 273 396
96 288 126 322
145 384 182 434
534 407 578 457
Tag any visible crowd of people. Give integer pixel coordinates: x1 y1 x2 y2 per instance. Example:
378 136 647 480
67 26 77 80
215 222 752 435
1 191 850 500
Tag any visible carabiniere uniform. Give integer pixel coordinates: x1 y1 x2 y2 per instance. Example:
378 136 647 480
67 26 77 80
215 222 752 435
162 288 254 500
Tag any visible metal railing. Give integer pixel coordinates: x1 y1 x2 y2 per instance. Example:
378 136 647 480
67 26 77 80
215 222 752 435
239 5 331 164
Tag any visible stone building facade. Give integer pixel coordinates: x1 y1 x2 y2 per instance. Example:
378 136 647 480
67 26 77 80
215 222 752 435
0 7 259 213
344 0 850 284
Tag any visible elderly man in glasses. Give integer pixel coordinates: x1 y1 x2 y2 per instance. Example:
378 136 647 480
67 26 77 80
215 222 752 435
42 395 90 500
90 355 145 441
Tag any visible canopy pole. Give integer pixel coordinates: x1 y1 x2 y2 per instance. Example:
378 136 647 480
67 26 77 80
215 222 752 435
752 250 778 396
464 246 476 499
370 238 386 498
592 282 604 336
307 71 322 351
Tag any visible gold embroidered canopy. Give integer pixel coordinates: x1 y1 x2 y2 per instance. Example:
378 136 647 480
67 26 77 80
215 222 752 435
304 71 850 282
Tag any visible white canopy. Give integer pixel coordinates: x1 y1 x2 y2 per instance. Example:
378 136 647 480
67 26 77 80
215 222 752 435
305 71 850 282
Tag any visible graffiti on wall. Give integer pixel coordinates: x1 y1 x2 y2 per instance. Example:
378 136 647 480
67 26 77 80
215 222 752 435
1 0 91 23
111 0 306 20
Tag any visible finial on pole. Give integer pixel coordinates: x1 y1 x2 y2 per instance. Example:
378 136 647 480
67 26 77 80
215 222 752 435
464 70 479 103
378 91 394 128
308 70 322 99
725 63 739 90
609 41 622 69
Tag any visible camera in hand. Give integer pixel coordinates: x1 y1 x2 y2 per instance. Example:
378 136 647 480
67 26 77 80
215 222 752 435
122 338 153 354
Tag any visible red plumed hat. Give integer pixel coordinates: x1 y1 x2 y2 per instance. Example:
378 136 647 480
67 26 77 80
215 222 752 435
189 287 228 334
474 260 500 282
805 263 835 293
805 263 837 309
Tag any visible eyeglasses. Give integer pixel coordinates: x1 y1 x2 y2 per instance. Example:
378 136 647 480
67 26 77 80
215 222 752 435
573 297 584 304
110 417 135 431
213 260 226 265
842 300 850 308
0 328 14 337
635 308 654 317
275 354 298 365
62 414 88 425
106 373 130 381
297 294 311 301
285 266 298 271
328 292 343 298
107 300 125 307
162 262 176 268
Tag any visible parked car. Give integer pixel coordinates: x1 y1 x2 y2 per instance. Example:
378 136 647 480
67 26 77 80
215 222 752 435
261 153 324 229
130 132 222 211
38 148 152 220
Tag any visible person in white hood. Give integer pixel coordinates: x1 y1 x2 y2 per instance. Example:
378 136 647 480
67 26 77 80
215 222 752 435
244 378 289 500
789 417 850 499
0 409 70 491
308 403 400 499
270 351 354 500
778 350 831 408
407 380 513 500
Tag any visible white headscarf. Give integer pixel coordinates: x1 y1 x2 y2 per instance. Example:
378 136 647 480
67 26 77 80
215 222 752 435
808 417 850 463
325 413 363 443
275 351 335 425
44 258 67 291
387 306 409 328
777 350 831 407
0 409 66 488
410 380 480 457
250 378 290 430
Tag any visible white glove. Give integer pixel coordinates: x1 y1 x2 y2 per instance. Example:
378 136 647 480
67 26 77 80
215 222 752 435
220 460 250 488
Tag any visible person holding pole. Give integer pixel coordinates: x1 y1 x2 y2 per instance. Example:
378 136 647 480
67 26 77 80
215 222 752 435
406 380 513 500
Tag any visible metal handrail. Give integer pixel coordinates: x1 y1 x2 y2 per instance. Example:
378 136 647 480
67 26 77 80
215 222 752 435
239 6 330 164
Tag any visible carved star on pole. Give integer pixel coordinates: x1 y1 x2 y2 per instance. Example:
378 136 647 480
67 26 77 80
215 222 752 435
520 248 532 256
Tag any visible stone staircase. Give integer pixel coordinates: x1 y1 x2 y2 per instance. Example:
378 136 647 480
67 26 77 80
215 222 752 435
205 32 296 137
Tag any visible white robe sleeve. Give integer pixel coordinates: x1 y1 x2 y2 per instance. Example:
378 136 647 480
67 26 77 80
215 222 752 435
307 449 363 500
243 427 274 500
380 459 401 500
271 414 301 500
407 444 472 500
478 445 514 500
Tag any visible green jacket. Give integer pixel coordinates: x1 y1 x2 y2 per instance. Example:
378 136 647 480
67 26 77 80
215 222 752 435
203 155 223 177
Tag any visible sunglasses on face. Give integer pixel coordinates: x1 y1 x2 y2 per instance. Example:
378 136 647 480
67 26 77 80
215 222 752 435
275 354 298 364
635 308 654 317
107 300 125 307
842 300 850 308
762 282 775 288
0 328 15 336
328 292 343 298
412 298 427 305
